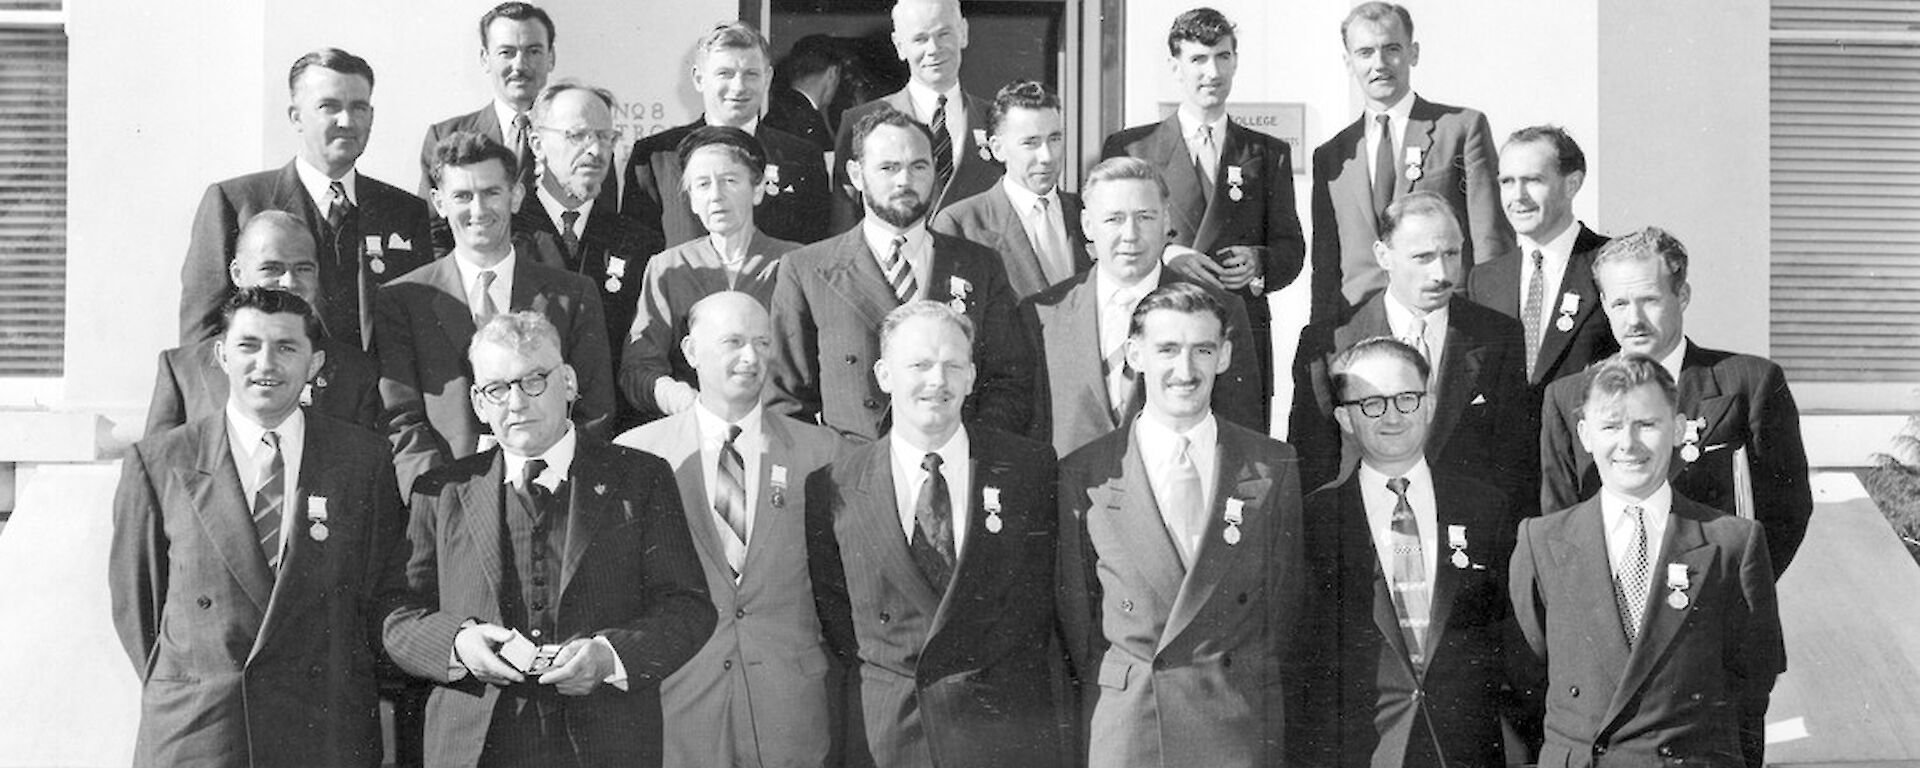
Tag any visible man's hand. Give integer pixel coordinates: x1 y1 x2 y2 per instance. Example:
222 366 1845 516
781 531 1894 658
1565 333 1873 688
453 623 526 686
1214 245 1267 292
1163 245 1225 290
538 637 616 696
655 379 699 415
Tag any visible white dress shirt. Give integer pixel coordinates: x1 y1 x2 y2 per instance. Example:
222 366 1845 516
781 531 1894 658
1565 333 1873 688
694 401 765 567
294 156 357 211
453 247 518 316
493 98 528 143
889 427 972 559
1357 459 1440 584
1599 481 1674 579
535 182 599 241
1365 90 1418 183
1095 264 1162 409
1658 339 1690 385
1176 107 1230 185
225 402 306 563
1516 222 1581 332
1000 176 1073 284
1384 291 1451 375
861 218 934 300
1135 412 1219 564
906 79 967 169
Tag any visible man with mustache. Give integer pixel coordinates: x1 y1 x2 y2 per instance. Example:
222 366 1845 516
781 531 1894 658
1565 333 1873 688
1299 192 1532 508
767 107 1032 442
1539 229 1812 577
417 2 564 209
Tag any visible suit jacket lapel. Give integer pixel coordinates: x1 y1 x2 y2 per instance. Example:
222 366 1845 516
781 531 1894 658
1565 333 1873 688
1532 227 1604 380
1602 508 1712 730
987 187 1050 297
560 443 617 598
741 415 798 582
1060 192 1092 274
1549 500 1632 674
427 257 479 353
1340 477 1419 674
660 412 732 587
850 442 943 615
1190 124 1248 250
1429 308 1486 454
456 452 508 615
819 230 899 330
186 415 275 614
1149 118 1206 246
1101 432 1184 617
929 451 1008 640
1162 427 1270 651
1420 479 1470 668
1402 98 1439 197
251 419 330 661
1331 119 1377 238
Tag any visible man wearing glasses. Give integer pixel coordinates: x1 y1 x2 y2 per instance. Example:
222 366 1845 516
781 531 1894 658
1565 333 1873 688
376 132 614 492
1294 336 1527 768
417 2 568 208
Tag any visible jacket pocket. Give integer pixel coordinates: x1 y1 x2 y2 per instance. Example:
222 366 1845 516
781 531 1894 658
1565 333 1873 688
1098 656 1132 691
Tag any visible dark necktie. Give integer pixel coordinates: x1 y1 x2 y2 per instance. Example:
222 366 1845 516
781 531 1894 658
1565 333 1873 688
326 180 350 231
521 458 550 523
560 209 582 262
910 452 955 590
511 112 534 185
930 95 954 194
1386 476 1431 666
1523 249 1546 380
882 235 915 304
1372 113 1397 224
253 430 285 569
717 425 748 542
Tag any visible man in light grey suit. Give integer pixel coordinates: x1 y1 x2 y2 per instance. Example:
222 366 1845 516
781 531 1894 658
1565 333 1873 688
617 292 845 768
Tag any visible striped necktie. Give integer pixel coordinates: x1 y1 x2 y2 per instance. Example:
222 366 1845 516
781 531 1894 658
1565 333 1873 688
1386 476 1431 666
882 235 915 304
253 430 286 569
930 95 954 194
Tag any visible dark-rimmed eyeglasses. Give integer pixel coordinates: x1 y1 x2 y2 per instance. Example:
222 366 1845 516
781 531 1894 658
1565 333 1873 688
1339 391 1425 418
474 369 555 404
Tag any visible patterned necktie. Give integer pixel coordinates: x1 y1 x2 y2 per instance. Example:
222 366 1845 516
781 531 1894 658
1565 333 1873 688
910 452 955 590
882 235 916 304
1523 249 1546 381
1372 113 1397 224
1404 315 1430 369
930 95 954 194
1616 504 1653 646
716 425 748 542
472 269 499 323
1386 477 1431 666
1104 289 1138 422
511 113 533 177
326 180 350 231
1167 436 1204 569
1195 124 1218 204
560 209 582 262
253 431 285 569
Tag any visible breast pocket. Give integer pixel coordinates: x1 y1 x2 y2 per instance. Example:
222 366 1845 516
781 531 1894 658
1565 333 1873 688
1098 656 1133 691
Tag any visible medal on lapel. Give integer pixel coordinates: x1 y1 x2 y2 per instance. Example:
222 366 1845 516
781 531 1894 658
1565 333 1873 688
604 256 628 294
1556 293 1579 332
770 465 789 509
1666 563 1691 609
973 129 991 161
364 234 387 275
1680 417 1706 463
983 486 1003 533
1223 497 1244 545
762 164 784 197
1404 145 1425 182
308 496 330 542
948 276 972 314
300 382 315 407
1225 165 1245 202
1448 524 1470 569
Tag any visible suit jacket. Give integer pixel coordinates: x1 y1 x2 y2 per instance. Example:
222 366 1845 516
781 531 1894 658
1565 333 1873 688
1511 493 1784 768
417 105 612 255
831 89 1004 233
514 195 654 374
622 118 832 256
1468 225 1616 390
806 426 1062 768
1018 268 1262 458
110 411 409 768
179 161 433 346
1310 97 1513 326
145 337 381 437
1056 418 1306 768
374 253 615 492
380 438 716 768
620 231 799 418
929 184 1091 301
1296 468 1522 768
617 409 845 768
766 85 835 153
1539 343 1813 576
766 226 1034 442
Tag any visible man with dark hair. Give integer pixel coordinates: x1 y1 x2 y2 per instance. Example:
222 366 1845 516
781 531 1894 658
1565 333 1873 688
1515 353 1785 768
113 287 409 768
1470 125 1614 392
831 0 1005 232
766 34 843 152
417 2 559 202
1058 281 1305 768
1311 1 1512 327
1539 228 1812 577
932 80 1090 300
1101 7 1308 433
623 21 831 255
768 107 1032 442
179 48 432 348
376 131 615 492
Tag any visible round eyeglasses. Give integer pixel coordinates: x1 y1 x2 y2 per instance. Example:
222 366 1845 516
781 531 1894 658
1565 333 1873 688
474 368 555 404
1338 391 1425 418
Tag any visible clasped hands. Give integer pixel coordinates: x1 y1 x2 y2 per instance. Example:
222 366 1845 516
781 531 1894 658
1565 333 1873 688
1165 244 1266 292
453 622 615 696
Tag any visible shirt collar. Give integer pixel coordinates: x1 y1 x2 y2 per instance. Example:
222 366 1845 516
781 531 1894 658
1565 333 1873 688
1384 291 1450 334
1000 175 1058 213
1136 409 1217 456
1176 106 1229 142
493 98 529 137
906 79 963 120
1600 479 1673 522
225 400 306 451
890 425 969 478
1356 456 1433 494
502 422 577 492
1658 338 1690 383
453 247 518 293
1517 218 1582 264
861 218 929 261
694 400 765 446
535 182 597 233
1096 263 1163 309
294 156 357 208
1368 90 1417 126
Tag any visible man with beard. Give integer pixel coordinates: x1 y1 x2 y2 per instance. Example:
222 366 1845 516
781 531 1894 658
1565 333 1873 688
767 107 1031 442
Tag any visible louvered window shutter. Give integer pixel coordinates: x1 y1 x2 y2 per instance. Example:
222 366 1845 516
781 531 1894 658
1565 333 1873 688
0 12 66 376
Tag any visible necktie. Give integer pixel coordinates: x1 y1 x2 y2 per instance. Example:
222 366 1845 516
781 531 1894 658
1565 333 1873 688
1104 290 1138 422
1195 124 1218 204
909 452 955 590
1523 249 1546 381
511 113 533 179
520 458 550 524
1168 436 1204 568
1404 315 1430 367
560 209 582 263
930 95 954 194
472 270 499 322
717 425 748 542
326 180 350 231
253 431 285 568
1030 197 1069 284
1386 477 1431 665
1616 504 1652 646
882 235 916 304
1372 113 1397 224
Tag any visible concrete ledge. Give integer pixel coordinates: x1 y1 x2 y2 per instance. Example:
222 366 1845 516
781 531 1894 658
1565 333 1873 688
1804 414 1910 470
0 410 119 462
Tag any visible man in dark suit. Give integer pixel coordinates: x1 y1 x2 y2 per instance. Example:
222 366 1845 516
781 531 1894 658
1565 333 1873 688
931 80 1090 301
376 132 614 492
1057 283 1305 768
768 107 1032 442
381 311 714 768
1298 192 1533 503
179 48 432 348
150 211 380 435
1514 354 1785 768
766 35 842 153
416 2 554 204
1101 8 1308 431
1020 157 1259 458
623 22 831 255
1296 337 1523 768
112 288 409 768
1310 2 1511 326
831 0 1004 232
1540 229 1813 577
807 300 1062 768
1470 125 1614 392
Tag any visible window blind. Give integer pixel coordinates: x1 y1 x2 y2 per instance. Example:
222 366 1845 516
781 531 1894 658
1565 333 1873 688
0 22 65 376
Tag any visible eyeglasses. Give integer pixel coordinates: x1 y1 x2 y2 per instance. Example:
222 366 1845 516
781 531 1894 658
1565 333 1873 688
537 126 622 147
1339 391 1425 418
474 368 555 404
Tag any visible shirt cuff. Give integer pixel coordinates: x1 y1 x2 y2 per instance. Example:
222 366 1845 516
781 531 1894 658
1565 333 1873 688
1162 244 1204 265
448 618 478 681
596 635 629 691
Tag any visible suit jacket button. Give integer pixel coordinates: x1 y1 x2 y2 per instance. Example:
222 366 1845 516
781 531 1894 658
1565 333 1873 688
308 665 322 678
864 398 881 409
1120 599 1133 612
735 608 747 619
1593 744 1606 755
844 354 858 365
1569 685 1580 697
1152 658 1168 671
879 611 891 623
723 659 734 670
1237 593 1248 605
1659 746 1673 756
196 596 212 609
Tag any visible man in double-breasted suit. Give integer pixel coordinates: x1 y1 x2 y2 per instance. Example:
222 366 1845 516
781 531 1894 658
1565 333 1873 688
1540 228 1812 577
1310 3 1511 326
112 288 408 768
768 108 1032 442
1057 283 1306 768
1020 157 1259 459
1514 354 1784 768
376 133 614 492
1296 337 1523 768
931 81 1090 301
381 311 714 768
617 292 845 768
807 301 1063 767
1101 9 1308 430
180 49 432 348
831 0 1004 232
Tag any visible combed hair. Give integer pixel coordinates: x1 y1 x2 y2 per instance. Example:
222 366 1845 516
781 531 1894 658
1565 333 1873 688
880 300 975 354
695 21 772 65
675 125 768 183
429 131 518 188
1341 2 1415 45
1082 156 1170 205
287 48 374 93
1578 352 1679 415
1592 226 1689 294
470 311 563 365
1168 7 1236 54
1505 124 1586 177
479 2 556 47
988 80 1060 135
775 35 842 84
1379 190 1458 243
1128 282 1227 340
848 106 934 163
1328 336 1430 402
222 286 325 345
531 80 616 126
